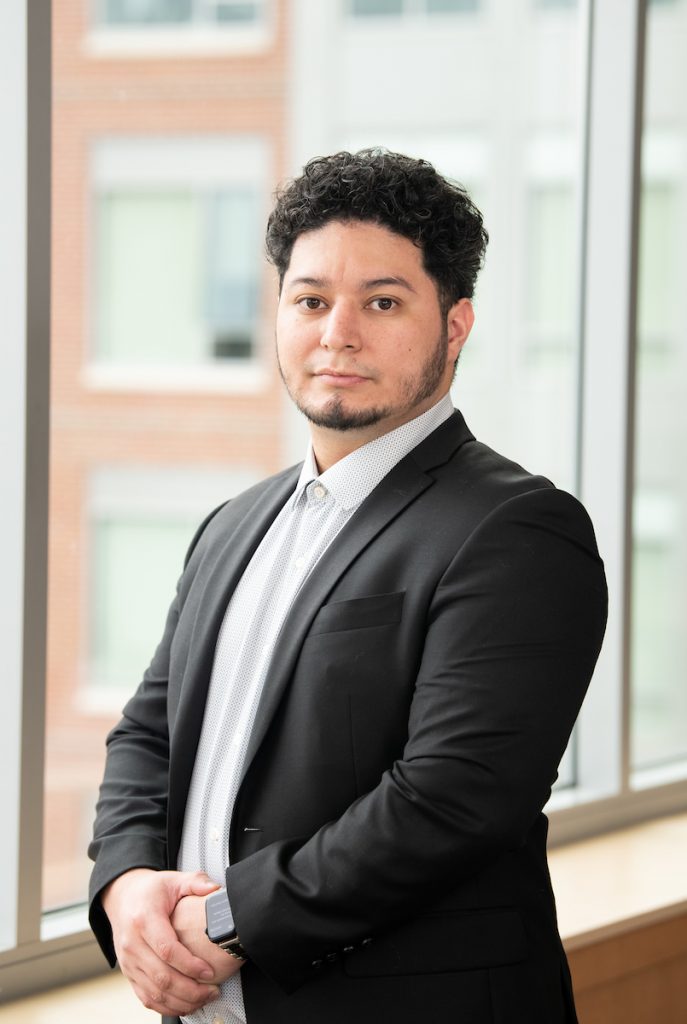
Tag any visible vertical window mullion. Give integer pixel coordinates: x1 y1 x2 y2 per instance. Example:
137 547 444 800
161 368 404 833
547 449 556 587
20 0 52 946
576 0 646 801
0 0 28 958
0 0 51 956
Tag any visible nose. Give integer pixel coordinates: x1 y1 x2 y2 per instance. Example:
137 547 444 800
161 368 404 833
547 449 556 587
320 302 362 352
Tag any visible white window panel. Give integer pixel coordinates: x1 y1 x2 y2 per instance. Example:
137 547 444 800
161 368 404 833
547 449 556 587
83 463 261 709
88 136 268 389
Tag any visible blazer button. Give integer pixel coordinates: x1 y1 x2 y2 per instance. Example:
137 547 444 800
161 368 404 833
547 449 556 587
361 937 373 947
326 952 338 963
311 959 323 969
343 945 355 954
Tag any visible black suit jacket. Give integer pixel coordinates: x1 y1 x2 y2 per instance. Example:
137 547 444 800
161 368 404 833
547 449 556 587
89 411 607 1023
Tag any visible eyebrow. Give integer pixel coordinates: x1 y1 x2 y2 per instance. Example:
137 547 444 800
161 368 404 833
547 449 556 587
363 276 417 293
286 275 417 294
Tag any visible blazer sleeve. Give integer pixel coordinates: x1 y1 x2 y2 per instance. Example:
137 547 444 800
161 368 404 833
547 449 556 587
225 486 608 992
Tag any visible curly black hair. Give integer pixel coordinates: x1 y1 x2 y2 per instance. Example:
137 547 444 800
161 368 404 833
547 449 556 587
265 148 488 313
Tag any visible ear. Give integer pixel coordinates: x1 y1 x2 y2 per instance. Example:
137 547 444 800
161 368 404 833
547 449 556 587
446 299 475 362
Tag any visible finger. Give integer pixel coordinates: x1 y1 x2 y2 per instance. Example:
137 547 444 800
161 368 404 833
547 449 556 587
172 870 219 902
125 950 221 1014
130 975 219 1018
142 917 215 983
189 871 220 895
117 919 216 1000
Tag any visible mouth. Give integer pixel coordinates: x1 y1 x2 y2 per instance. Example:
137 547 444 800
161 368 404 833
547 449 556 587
313 368 371 386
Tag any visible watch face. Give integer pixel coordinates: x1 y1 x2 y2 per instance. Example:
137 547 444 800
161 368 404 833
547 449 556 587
205 889 235 943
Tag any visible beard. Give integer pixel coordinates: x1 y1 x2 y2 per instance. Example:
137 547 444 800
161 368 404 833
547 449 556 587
277 325 450 432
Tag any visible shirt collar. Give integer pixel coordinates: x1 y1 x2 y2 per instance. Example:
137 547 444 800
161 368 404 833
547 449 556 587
290 393 455 512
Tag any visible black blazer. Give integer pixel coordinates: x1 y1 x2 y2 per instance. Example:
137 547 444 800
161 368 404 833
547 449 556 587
89 411 607 1024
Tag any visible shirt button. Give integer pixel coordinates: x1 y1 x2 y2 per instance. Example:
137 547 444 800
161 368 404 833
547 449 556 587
294 556 306 569
212 1017 224 1024
313 484 326 499
210 827 220 842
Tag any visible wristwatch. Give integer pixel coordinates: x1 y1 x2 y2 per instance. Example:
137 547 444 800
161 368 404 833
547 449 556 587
205 888 249 962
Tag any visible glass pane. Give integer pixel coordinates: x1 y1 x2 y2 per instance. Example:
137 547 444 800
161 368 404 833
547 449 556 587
215 2 260 22
205 190 260 360
426 0 479 13
90 518 198 689
351 0 404 16
526 184 576 358
630 0 687 773
333 1 587 786
101 0 193 25
46 3 277 912
95 190 203 365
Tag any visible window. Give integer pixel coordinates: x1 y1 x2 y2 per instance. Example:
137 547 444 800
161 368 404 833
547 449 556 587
637 180 678 356
525 183 576 361
87 0 271 57
5 0 687 1005
85 466 260 701
536 0 577 10
89 136 267 385
96 0 264 26
350 0 478 17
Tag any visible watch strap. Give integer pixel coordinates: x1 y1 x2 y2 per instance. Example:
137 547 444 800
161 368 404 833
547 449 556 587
217 933 248 961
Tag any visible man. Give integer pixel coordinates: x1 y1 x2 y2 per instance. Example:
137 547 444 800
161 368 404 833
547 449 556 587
89 149 607 1024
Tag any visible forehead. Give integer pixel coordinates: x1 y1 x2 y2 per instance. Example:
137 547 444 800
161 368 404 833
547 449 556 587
284 219 429 285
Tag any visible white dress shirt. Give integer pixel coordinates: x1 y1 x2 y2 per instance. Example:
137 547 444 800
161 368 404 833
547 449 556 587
179 394 454 1024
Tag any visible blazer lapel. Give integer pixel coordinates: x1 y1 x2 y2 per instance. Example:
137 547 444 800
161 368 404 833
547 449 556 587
167 466 299 862
238 411 474 786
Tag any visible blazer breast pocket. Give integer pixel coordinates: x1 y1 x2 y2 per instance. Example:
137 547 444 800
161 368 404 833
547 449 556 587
308 591 405 637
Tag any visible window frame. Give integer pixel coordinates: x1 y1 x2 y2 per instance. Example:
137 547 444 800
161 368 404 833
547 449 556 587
4 0 687 1003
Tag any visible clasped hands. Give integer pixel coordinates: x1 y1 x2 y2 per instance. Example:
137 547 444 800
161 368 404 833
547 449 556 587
102 868 244 1017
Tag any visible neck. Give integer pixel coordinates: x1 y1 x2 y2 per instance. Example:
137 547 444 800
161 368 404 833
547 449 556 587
309 426 375 472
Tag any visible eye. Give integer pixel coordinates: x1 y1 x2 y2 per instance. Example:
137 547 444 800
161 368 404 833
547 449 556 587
369 297 397 311
298 296 326 311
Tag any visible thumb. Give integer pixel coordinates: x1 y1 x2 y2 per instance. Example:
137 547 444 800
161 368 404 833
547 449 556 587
171 870 220 901
188 872 220 895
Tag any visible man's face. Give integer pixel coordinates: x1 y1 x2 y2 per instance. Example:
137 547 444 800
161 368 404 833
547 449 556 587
276 219 473 452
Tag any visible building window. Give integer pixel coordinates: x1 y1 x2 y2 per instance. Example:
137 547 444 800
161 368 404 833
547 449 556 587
637 181 677 358
631 492 685 773
350 0 478 17
85 465 259 699
90 136 267 385
96 0 264 26
525 182 576 362
535 0 577 10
